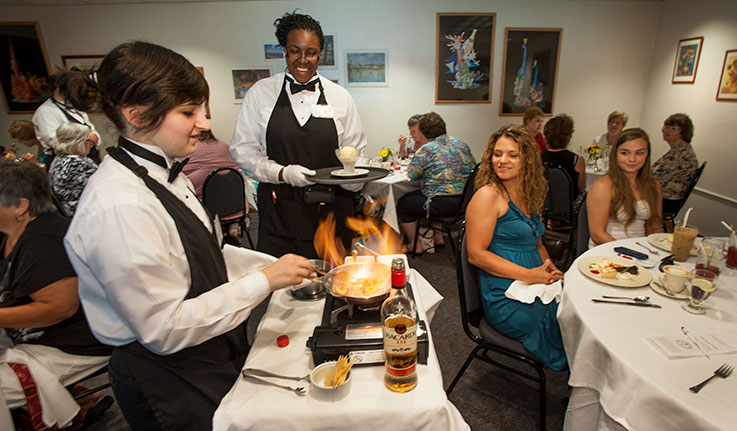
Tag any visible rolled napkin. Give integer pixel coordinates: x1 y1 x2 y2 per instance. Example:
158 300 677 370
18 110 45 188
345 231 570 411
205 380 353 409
505 279 563 304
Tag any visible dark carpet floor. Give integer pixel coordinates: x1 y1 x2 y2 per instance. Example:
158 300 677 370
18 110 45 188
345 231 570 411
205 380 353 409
77 219 570 431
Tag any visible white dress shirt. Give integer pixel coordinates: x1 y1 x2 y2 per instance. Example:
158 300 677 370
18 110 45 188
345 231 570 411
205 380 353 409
64 142 274 355
32 98 101 149
230 71 367 185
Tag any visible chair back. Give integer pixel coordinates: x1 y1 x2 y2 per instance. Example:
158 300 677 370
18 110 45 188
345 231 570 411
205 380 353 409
575 193 589 257
458 163 481 216
456 224 485 331
678 161 707 212
202 167 246 219
542 163 575 228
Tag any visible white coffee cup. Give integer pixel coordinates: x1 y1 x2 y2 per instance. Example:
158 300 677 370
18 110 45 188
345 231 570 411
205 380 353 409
661 265 689 294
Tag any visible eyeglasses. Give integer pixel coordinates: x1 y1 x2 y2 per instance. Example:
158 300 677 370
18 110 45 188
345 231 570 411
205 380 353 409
285 48 319 61
662 126 681 132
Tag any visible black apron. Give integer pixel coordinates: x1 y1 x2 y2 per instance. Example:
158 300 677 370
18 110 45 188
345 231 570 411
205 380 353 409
107 141 249 430
257 76 355 258
51 98 102 164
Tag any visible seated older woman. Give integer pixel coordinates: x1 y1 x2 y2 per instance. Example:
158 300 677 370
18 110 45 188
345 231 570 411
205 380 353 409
592 110 628 155
49 123 99 217
0 160 111 430
541 114 586 194
397 112 474 253
652 113 698 215
522 107 546 152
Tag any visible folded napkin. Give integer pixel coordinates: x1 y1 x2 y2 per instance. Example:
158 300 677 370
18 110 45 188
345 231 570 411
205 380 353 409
505 279 563 305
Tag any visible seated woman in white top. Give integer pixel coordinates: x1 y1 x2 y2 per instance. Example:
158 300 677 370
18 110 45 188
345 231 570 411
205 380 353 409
588 128 663 246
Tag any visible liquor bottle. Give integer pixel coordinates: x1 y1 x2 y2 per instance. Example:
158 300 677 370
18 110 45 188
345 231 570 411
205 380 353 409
381 258 418 393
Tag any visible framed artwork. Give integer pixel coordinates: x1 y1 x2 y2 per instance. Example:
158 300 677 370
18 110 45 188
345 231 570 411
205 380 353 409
716 49 737 102
0 22 52 114
195 67 211 118
435 13 495 104
264 44 283 59
62 55 105 70
319 33 337 69
232 68 271 103
672 36 703 84
499 28 562 116
344 50 388 87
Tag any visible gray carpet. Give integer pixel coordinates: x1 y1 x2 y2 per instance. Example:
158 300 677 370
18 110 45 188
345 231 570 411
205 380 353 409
76 219 570 430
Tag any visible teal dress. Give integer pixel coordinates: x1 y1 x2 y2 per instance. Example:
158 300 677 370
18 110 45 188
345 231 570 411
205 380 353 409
478 189 568 371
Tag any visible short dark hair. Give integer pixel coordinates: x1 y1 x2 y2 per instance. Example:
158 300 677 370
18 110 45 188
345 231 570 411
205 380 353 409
274 11 325 51
543 114 575 149
664 113 694 143
95 41 209 134
418 112 446 140
523 107 544 125
407 114 421 127
44 69 98 112
0 160 56 216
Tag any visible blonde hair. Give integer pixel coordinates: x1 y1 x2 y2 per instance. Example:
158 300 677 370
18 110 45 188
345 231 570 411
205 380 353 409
475 125 547 215
607 111 629 126
607 128 660 228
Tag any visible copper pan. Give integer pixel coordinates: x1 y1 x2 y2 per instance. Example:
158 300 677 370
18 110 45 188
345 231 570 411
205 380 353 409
323 262 391 306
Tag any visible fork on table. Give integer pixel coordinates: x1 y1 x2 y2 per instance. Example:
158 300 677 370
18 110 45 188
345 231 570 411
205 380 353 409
689 363 733 393
635 241 660 255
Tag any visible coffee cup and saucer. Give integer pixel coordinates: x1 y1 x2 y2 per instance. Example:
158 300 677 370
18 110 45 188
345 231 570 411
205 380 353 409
650 264 689 299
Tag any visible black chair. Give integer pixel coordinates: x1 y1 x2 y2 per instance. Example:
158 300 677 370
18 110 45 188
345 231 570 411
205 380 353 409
410 163 479 258
662 161 706 231
575 194 589 258
542 163 576 230
202 167 255 248
446 224 547 430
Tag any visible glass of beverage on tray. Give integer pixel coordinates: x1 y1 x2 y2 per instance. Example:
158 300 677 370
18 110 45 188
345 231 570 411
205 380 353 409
672 224 699 261
695 238 725 275
336 148 358 173
727 232 737 270
682 268 717 315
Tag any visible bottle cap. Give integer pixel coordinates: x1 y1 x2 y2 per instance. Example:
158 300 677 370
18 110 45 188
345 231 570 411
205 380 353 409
277 335 289 348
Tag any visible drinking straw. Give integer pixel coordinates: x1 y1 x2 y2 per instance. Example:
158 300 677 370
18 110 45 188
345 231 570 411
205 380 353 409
721 221 736 235
682 207 693 227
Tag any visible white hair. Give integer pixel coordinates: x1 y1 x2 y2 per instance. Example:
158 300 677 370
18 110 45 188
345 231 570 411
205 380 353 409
52 123 92 155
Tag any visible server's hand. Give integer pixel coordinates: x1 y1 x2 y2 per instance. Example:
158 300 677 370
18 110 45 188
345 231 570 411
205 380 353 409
261 254 313 291
280 164 316 187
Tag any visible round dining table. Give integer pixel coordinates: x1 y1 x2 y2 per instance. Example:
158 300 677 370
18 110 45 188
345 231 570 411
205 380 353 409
558 236 737 430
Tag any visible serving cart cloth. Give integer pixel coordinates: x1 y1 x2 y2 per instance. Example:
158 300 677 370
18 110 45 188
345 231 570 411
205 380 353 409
213 269 468 431
362 168 420 233
505 280 562 305
558 237 737 430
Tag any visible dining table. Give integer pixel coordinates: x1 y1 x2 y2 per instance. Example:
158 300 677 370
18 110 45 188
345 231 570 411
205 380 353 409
361 165 419 233
212 266 470 431
558 236 737 430
585 165 607 190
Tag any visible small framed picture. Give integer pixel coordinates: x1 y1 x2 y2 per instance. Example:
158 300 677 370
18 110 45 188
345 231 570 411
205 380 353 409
264 44 283 60
195 67 211 119
232 68 271 103
672 36 703 84
62 55 105 70
344 50 388 87
319 33 337 69
716 49 737 102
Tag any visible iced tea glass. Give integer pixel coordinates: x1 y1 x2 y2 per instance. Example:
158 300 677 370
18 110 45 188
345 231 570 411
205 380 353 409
672 225 698 262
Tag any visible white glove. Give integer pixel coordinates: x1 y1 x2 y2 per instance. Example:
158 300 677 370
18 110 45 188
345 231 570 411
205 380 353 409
281 164 316 187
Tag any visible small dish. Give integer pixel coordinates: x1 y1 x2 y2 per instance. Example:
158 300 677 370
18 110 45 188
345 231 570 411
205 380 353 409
310 361 352 401
649 279 688 300
330 168 369 177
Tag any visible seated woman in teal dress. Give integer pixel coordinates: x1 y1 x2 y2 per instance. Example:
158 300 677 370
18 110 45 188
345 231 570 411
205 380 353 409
465 125 567 371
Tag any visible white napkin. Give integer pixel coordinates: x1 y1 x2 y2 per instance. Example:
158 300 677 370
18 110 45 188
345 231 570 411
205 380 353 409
505 279 563 305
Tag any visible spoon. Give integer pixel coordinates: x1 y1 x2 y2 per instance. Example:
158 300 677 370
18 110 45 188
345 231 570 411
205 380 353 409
602 295 650 302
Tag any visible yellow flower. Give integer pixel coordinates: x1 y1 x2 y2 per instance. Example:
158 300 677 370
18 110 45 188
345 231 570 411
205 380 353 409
379 149 389 158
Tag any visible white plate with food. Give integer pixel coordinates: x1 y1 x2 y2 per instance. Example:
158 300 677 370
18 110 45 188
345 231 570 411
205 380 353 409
647 233 699 256
577 256 652 287
649 279 688 300
330 168 369 177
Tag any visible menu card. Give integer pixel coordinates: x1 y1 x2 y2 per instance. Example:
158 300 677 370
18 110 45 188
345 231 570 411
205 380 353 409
648 334 737 359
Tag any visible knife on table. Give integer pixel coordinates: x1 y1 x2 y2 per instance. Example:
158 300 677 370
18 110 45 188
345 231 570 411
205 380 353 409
591 299 662 308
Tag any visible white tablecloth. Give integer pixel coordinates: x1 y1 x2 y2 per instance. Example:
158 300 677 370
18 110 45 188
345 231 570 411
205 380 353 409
558 237 737 430
213 269 469 431
585 166 607 190
362 170 419 233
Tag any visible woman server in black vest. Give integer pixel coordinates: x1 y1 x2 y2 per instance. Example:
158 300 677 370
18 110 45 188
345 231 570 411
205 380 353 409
63 42 313 431
230 12 367 258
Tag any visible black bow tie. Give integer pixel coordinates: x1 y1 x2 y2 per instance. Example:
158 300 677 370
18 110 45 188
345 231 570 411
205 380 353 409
118 137 189 183
289 79 318 94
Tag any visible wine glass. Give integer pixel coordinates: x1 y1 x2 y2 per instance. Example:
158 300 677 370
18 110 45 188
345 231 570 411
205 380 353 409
682 268 717 315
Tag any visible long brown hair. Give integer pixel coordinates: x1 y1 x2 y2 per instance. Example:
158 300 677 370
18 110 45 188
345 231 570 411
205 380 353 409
607 128 661 228
475 125 547 215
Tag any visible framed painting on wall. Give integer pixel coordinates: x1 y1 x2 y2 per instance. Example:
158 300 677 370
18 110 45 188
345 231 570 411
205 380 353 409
195 67 211 118
62 55 105 70
672 36 703 84
499 28 562 116
319 33 337 69
0 22 52 114
435 13 495 104
264 44 283 59
345 50 387 87
716 49 737 102
232 68 271 103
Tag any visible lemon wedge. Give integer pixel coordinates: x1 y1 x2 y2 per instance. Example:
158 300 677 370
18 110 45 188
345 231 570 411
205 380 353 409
691 278 715 292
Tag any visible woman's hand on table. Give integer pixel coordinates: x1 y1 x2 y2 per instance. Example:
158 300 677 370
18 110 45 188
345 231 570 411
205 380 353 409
261 254 314 292
527 259 564 285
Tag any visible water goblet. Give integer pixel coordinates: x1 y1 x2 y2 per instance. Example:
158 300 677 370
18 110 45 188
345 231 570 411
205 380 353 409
682 268 717 315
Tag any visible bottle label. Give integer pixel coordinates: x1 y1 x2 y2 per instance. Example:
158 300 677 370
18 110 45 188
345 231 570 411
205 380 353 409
386 362 416 377
391 269 405 288
383 323 417 355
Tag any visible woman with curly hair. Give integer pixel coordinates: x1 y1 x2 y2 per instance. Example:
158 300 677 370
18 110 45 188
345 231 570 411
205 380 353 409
588 128 663 246
465 125 566 371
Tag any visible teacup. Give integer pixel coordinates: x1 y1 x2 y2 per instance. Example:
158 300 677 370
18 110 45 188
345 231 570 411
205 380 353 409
660 265 689 294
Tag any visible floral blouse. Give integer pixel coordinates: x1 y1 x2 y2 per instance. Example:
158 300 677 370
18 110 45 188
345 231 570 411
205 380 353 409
407 134 475 198
49 154 98 217
652 142 698 200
